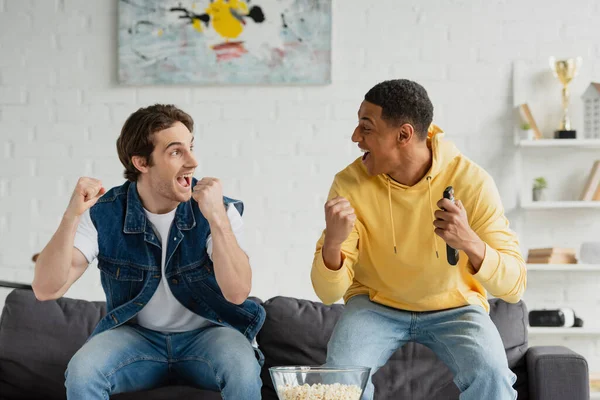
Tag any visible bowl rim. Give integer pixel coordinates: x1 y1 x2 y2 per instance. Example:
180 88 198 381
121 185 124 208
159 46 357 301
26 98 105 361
269 365 371 373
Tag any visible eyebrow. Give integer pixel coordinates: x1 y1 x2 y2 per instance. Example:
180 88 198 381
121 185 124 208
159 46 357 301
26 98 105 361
360 116 375 124
164 137 194 151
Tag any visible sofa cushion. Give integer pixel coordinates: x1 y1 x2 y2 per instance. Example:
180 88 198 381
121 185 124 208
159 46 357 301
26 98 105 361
489 298 529 367
0 289 106 399
257 296 345 400
257 296 528 400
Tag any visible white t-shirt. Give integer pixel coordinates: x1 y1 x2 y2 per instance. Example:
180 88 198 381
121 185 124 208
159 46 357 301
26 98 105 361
74 203 247 333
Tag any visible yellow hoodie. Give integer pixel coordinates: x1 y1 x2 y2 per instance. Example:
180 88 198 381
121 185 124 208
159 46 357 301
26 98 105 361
311 128 526 313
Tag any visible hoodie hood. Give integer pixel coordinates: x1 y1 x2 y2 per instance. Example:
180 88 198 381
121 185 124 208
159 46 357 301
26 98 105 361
379 123 461 192
427 123 460 180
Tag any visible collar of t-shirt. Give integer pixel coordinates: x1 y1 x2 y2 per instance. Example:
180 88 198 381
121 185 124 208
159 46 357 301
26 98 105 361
144 208 177 243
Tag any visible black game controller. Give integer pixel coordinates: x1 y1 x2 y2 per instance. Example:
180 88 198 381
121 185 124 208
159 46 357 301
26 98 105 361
443 186 459 266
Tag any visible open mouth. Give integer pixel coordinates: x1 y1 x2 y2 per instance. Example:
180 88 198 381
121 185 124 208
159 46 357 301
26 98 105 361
176 173 192 188
361 149 370 162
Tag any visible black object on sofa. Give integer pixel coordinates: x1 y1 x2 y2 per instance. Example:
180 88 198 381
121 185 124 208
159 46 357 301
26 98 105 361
0 288 590 400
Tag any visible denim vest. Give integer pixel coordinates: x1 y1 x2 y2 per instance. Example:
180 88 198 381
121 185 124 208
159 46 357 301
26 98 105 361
87 180 266 342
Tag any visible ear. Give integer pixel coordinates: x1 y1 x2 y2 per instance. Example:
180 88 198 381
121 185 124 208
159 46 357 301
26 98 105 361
396 123 415 144
132 155 150 175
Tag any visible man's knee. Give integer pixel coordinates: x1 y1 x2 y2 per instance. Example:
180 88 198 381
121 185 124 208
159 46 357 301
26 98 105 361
481 355 514 379
460 353 513 386
65 349 106 388
224 345 261 376
216 345 261 393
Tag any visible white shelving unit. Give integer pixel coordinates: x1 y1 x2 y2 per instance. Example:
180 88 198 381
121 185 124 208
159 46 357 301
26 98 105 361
513 59 600 393
514 138 600 209
518 139 600 148
527 264 600 271
513 75 600 345
521 201 600 210
528 327 600 336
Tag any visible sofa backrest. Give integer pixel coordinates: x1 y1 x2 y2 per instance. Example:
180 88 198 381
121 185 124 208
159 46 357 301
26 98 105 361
257 296 529 400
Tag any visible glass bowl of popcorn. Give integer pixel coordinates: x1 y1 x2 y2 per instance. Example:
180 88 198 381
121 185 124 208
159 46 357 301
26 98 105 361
269 366 370 400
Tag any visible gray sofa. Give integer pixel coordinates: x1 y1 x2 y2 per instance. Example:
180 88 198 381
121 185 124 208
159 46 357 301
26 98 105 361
0 284 590 399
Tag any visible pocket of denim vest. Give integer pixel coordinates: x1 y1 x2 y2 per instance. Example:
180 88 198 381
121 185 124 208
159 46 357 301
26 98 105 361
184 266 211 282
98 263 144 281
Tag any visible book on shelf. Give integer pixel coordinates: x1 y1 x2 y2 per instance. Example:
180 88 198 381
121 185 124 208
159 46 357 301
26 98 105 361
528 247 575 255
591 372 600 393
580 160 600 201
526 248 578 264
517 103 543 139
527 255 577 264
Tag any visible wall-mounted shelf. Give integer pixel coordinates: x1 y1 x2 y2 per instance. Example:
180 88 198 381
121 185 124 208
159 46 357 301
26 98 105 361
527 264 600 271
521 201 600 210
518 139 600 148
528 327 600 336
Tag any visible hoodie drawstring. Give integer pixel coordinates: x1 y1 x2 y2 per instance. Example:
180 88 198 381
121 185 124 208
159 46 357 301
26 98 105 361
386 124 443 257
427 176 440 259
387 178 397 254
387 174 440 258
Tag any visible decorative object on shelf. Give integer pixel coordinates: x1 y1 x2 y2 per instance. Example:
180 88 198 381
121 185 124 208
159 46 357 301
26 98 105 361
580 160 600 201
529 308 584 327
118 0 332 85
527 247 577 264
582 82 600 139
516 103 542 139
519 122 535 140
590 373 600 394
549 56 583 139
532 177 547 201
579 242 600 264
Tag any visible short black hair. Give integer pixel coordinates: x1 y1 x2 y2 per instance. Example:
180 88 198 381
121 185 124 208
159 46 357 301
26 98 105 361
364 79 434 140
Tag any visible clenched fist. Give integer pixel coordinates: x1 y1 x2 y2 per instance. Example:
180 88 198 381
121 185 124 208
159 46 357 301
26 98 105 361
324 196 356 246
193 177 226 222
65 177 105 219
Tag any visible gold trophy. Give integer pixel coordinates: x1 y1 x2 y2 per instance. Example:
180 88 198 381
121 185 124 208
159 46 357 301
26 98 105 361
549 56 583 138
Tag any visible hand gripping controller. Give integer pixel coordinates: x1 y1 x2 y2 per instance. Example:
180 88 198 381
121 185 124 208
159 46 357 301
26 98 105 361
443 186 459 266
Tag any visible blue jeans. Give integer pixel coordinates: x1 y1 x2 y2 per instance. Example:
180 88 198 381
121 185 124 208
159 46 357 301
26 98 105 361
326 295 516 400
65 323 263 400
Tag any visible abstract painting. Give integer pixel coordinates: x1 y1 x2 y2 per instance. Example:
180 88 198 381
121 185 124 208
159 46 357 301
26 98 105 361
118 0 331 85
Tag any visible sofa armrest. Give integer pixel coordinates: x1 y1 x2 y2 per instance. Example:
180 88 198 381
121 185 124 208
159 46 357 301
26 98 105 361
0 281 32 290
527 346 589 400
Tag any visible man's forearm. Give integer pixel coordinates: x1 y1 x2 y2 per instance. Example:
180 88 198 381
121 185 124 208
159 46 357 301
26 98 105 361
465 235 527 302
209 215 252 305
463 237 486 273
322 239 343 271
32 214 79 297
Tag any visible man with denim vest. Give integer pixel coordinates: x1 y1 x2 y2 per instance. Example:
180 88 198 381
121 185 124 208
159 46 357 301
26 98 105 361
32 104 265 399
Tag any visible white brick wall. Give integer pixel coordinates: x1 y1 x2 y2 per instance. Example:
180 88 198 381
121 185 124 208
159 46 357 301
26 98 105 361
2 0 600 373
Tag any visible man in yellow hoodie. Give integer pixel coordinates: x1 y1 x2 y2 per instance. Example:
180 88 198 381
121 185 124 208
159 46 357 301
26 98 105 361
311 79 526 400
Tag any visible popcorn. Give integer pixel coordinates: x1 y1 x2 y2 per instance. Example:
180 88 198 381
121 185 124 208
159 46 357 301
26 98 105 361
277 383 363 400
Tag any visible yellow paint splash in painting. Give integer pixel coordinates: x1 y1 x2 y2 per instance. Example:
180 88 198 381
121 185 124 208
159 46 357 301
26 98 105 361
206 0 249 40
192 18 203 32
